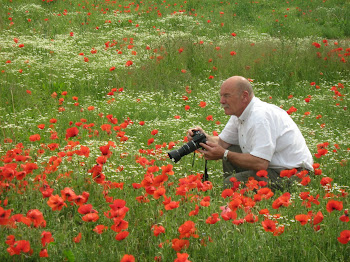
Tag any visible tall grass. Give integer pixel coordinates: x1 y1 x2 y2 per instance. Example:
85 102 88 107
0 0 349 261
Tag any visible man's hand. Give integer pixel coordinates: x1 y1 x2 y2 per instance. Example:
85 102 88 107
186 126 206 142
198 141 226 160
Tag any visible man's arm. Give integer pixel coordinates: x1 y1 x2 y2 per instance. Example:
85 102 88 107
199 141 269 171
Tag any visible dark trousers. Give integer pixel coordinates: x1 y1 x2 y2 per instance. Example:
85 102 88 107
222 145 296 190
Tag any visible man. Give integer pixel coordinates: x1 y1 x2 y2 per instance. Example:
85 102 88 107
188 76 313 189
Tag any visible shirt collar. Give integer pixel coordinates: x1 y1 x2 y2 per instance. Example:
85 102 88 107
238 96 257 122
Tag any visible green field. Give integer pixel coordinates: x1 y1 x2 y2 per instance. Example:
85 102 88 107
0 0 349 261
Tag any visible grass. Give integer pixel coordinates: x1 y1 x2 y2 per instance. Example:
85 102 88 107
0 0 349 261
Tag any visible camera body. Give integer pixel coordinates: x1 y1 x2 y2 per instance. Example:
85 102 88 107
168 130 207 163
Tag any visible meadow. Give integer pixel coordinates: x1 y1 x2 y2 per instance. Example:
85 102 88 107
0 0 349 261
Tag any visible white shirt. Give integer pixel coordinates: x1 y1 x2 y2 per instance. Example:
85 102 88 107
219 97 314 170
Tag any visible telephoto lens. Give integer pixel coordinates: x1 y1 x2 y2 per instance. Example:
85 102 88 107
168 130 207 163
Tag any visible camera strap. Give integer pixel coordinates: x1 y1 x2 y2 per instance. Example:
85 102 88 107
192 152 209 182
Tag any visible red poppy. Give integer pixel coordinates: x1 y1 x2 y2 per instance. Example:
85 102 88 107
47 195 67 211
206 213 220 224
174 253 191 262
172 239 190 251
93 225 108 234
41 231 54 247
115 231 129 241
61 187 76 202
39 249 49 257
313 211 324 225
82 213 99 222
29 134 41 142
151 129 158 135
189 205 199 216
244 213 258 223
73 232 82 243
120 254 135 262
338 230 350 244
65 127 79 139
7 240 32 256
26 209 46 228
256 170 268 178
125 60 133 67
152 225 165 236
178 221 198 238
198 101 206 108
262 219 276 232
326 200 343 213
295 214 311 225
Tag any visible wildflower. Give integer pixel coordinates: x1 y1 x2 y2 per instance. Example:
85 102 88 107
120 254 135 262
199 101 206 108
152 225 165 236
174 253 191 262
7 240 32 256
256 170 268 178
41 231 54 247
82 213 99 222
65 127 79 139
115 231 129 241
178 221 198 238
39 249 49 257
262 219 276 232
338 230 350 244
172 239 190 251
73 232 82 243
295 214 311 225
326 200 343 213
47 195 67 211
206 213 220 224
93 225 108 234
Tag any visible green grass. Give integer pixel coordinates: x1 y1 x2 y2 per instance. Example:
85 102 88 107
0 0 349 261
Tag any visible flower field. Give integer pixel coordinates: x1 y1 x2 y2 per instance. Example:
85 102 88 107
0 0 349 261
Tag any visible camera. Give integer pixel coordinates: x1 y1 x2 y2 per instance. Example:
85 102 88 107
168 130 207 163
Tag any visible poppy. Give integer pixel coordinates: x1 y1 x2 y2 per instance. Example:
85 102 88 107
174 253 191 262
7 240 32 256
26 209 46 228
47 195 67 211
178 221 198 238
262 219 276 232
313 211 324 225
120 254 135 262
115 231 129 241
93 225 108 234
295 214 311 225
337 230 350 244
245 213 258 223
172 239 190 251
41 231 54 247
198 101 206 108
152 225 165 236
206 213 220 224
73 232 82 243
82 213 99 222
65 127 79 139
39 249 49 257
256 170 268 178
326 200 343 213
111 217 129 232
61 187 77 202
189 205 199 216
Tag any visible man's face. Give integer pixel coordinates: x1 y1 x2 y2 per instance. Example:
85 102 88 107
219 83 244 116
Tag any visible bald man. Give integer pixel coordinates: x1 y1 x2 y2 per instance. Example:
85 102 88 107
188 76 313 190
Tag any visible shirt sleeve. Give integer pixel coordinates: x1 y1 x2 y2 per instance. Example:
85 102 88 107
219 116 239 145
249 118 276 161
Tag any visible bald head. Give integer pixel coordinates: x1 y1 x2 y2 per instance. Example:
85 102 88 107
219 76 254 117
222 76 254 98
